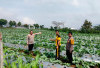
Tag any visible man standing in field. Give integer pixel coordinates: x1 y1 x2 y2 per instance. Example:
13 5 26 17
27 30 41 54
66 32 74 64
50 30 61 60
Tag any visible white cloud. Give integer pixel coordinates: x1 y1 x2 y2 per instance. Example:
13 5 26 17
24 0 69 6
0 7 14 17
0 7 35 25
22 17 35 25
72 0 79 6
0 7 21 23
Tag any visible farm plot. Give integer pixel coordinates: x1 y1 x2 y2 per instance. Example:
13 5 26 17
0 28 100 68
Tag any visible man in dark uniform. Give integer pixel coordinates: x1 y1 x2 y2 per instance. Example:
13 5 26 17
66 32 74 64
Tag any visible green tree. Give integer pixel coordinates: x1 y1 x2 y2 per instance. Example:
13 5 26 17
30 25 33 28
54 27 57 30
60 27 69 32
23 24 28 28
9 20 16 27
13 21 16 27
17 22 21 26
50 26 54 30
40 25 44 29
34 24 39 29
94 25 100 31
81 20 92 33
0 19 7 27
9 21 13 27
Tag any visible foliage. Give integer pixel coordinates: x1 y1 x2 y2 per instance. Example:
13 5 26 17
3 47 43 68
44 51 55 58
94 25 100 31
17 22 21 26
80 19 92 33
34 50 41 56
0 28 100 68
50 26 54 30
23 24 29 28
34 24 39 29
9 20 16 27
0 19 7 27
40 25 44 29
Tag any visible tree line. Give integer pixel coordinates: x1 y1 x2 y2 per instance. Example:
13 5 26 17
49 20 100 33
0 19 100 33
0 19 21 27
0 19 44 29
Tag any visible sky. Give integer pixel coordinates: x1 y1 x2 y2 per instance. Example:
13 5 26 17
0 0 100 29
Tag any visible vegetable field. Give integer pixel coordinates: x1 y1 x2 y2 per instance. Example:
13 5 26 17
0 28 100 68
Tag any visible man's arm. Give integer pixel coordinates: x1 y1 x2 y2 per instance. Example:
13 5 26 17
34 32 42 35
70 39 74 45
50 39 56 41
70 39 74 53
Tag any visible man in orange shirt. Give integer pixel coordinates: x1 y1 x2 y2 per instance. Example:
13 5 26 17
66 32 74 64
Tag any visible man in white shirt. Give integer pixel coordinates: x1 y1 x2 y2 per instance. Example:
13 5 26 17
27 30 41 54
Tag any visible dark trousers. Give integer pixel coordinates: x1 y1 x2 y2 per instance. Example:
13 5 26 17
66 50 73 63
28 44 34 51
56 46 60 59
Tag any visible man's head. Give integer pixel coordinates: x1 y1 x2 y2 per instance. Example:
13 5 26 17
55 30 59 35
30 30 33 35
68 32 72 37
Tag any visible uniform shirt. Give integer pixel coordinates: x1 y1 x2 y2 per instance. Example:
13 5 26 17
66 37 74 51
27 34 35 44
55 35 61 46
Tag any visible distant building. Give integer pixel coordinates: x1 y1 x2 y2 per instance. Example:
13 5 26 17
70 28 77 30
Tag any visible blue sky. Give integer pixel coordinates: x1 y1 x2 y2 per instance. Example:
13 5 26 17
0 0 100 29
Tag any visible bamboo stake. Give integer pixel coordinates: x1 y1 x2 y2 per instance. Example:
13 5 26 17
0 32 3 68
